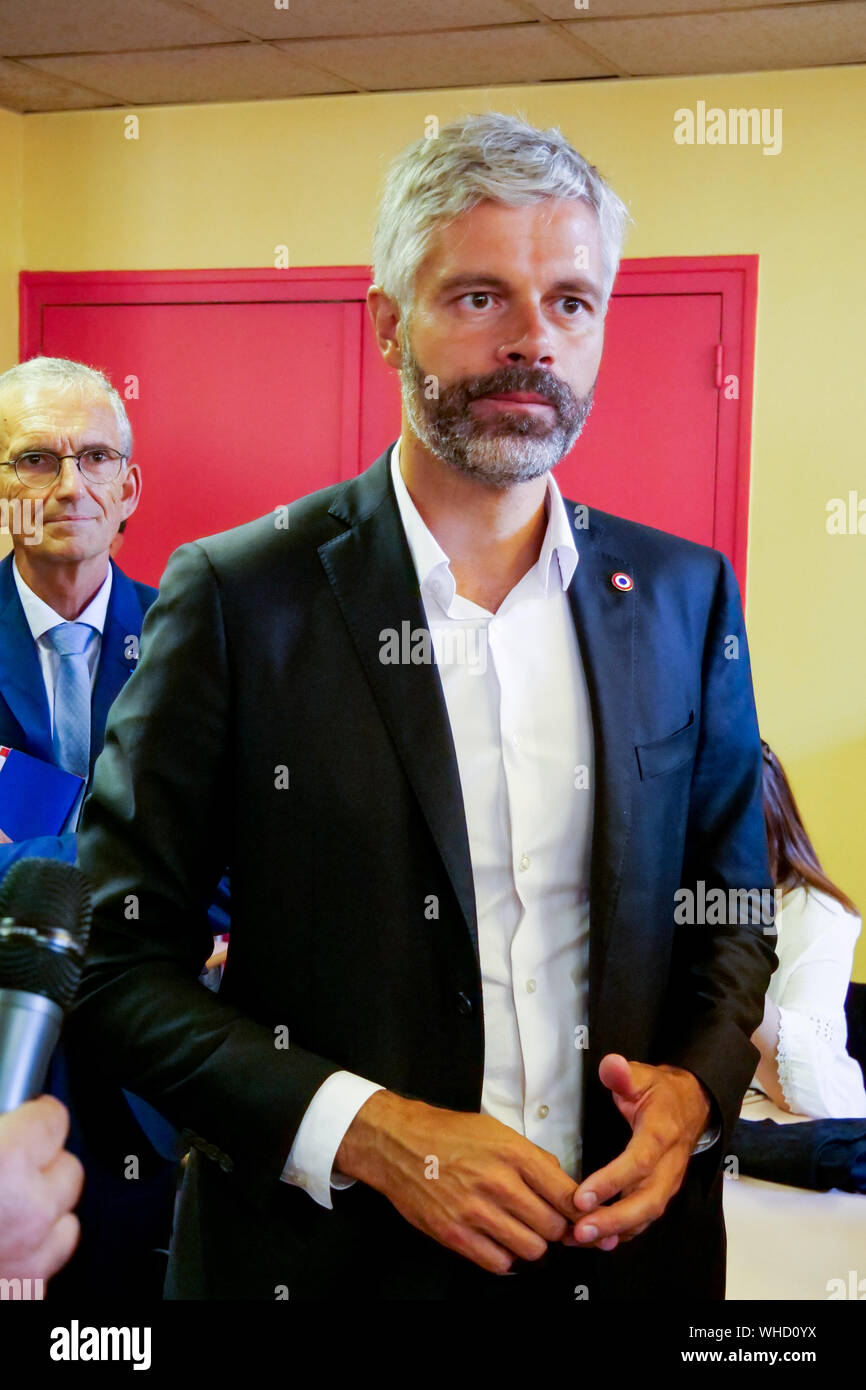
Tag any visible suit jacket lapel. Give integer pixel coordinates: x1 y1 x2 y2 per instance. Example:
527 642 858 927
565 511 637 1017
90 560 145 775
319 451 480 959
0 554 54 762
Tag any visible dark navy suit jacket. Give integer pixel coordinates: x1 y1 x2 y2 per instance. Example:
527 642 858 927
71 448 777 1300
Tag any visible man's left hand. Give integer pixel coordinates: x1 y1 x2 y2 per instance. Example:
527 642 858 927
565 1053 712 1253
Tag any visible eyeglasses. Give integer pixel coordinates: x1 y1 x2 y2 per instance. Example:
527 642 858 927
0 447 127 488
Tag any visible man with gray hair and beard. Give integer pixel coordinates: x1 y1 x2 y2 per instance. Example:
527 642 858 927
71 112 775 1301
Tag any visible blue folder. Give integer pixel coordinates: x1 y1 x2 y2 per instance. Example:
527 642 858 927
0 746 84 839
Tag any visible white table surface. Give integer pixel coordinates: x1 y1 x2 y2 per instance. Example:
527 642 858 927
724 1093 866 1300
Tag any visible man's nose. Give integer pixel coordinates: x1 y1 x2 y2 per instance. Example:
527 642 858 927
496 308 554 368
52 456 89 497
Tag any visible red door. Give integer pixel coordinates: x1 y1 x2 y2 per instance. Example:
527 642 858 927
22 259 756 591
36 293 362 586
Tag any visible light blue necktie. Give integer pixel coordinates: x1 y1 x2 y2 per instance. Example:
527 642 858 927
46 622 93 780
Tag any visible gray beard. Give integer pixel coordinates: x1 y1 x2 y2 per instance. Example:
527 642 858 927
400 338 595 490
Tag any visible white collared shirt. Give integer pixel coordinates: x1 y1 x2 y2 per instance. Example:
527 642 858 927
12 555 112 827
282 439 595 1206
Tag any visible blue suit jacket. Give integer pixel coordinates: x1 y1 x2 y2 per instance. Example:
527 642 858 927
0 552 231 933
0 552 183 1296
0 549 228 1125
0 552 154 871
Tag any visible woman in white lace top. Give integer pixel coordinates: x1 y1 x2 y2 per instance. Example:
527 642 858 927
750 741 866 1118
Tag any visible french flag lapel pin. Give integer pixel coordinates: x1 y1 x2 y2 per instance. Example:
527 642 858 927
611 571 634 593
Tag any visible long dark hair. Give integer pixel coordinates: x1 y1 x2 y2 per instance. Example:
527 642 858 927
761 739 858 915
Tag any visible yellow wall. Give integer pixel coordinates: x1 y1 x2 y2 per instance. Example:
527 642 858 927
0 108 21 370
0 108 22 559
3 68 866 973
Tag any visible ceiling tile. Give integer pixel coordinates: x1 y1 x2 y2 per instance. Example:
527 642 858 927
537 0 823 15
277 25 613 90
185 0 528 39
0 0 235 56
1 0 861 110
23 43 356 104
0 56 117 111
568 3 866 74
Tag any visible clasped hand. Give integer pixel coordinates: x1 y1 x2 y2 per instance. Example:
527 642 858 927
564 1052 713 1252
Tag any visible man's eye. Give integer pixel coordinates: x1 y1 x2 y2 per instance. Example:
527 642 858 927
462 293 493 309
561 298 585 315
84 449 107 462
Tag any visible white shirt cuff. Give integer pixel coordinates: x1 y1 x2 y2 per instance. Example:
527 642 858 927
281 1071 385 1209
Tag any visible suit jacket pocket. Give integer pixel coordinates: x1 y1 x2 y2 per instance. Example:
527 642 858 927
635 711 697 781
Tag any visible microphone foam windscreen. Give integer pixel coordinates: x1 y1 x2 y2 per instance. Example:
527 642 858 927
0 859 93 1008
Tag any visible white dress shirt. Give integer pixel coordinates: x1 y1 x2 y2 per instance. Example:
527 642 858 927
12 556 112 828
282 439 716 1208
751 884 866 1117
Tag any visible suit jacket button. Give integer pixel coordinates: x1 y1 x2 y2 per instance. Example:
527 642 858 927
456 991 474 1016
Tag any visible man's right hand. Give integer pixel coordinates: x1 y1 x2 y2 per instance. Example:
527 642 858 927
335 1090 576 1274
0 1096 84 1281
0 828 12 843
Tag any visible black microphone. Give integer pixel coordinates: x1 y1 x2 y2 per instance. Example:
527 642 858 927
0 858 92 1113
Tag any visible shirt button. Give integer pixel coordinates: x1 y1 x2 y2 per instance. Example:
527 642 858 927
537 1104 550 1120
519 853 530 872
511 733 519 747
526 979 537 993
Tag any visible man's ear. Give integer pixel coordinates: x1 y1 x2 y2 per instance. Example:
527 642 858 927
366 286 403 370
120 461 143 519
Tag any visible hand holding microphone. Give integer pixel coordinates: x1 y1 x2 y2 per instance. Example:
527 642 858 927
0 1096 84 1281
